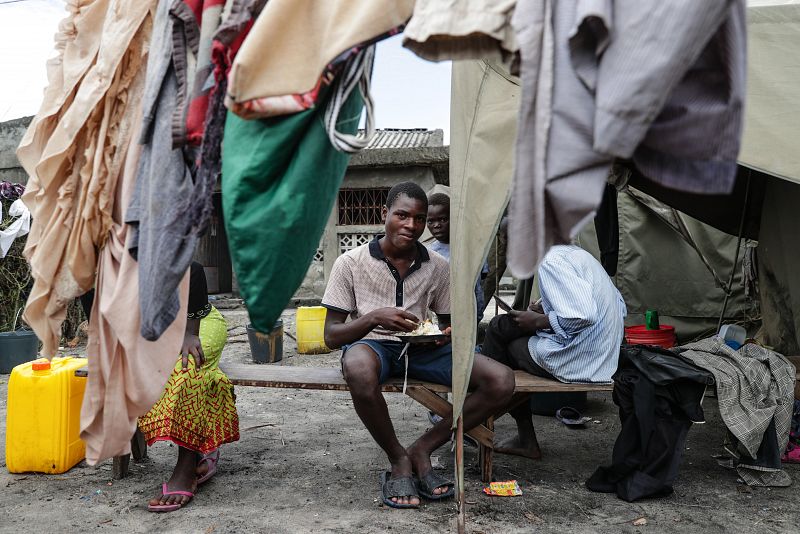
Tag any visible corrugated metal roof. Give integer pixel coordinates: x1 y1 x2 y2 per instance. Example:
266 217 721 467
359 128 444 149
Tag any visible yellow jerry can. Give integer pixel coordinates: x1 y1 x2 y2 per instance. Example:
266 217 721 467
5 356 88 474
295 306 331 354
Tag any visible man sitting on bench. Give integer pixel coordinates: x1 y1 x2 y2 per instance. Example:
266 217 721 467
322 182 515 510
482 245 626 459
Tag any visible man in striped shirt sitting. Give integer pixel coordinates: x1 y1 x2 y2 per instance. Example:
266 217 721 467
322 182 515 509
481 244 627 459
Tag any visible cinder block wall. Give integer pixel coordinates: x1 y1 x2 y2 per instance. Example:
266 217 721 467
0 116 32 183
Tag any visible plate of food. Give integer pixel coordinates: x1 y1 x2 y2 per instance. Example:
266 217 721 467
395 320 450 344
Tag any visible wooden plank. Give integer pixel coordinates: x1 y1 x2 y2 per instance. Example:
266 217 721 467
456 415 466 534
223 364 612 394
480 417 495 483
512 371 614 393
221 363 450 393
404 386 493 448
131 429 147 462
112 454 130 480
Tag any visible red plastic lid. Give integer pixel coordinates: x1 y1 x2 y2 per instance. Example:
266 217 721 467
31 358 51 371
625 324 677 349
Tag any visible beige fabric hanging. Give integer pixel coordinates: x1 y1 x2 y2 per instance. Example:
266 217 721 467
449 60 519 424
226 0 414 104
81 95 188 465
16 1 156 357
403 0 518 62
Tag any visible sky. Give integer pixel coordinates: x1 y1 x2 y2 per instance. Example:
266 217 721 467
0 1 452 140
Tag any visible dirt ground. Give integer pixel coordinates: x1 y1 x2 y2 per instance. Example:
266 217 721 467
2 306 799 533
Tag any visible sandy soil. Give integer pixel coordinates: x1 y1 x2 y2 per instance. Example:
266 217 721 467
1 307 799 533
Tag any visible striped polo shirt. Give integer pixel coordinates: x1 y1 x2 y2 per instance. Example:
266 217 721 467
322 235 450 341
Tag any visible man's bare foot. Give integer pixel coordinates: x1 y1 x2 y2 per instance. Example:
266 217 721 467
494 433 542 460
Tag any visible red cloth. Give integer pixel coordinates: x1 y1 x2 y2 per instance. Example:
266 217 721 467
184 0 226 146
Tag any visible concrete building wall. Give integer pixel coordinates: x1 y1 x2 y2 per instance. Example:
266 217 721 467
0 116 32 183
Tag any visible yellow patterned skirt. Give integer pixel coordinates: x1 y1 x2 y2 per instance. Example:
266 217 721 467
139 306 239 453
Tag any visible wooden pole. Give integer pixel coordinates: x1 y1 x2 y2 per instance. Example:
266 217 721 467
456 414 466 534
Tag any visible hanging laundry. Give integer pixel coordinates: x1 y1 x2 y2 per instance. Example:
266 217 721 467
403 0 518 63
0 181 25 202
81 94 190 465
227 34 385 121
192 0 269 242
0 199 31 259
126 0 231 341
226 0 413 112
16 0 156 356
222 86 363 334
508 0 747 278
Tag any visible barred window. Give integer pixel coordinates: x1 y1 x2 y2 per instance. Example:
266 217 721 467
338 188 389 225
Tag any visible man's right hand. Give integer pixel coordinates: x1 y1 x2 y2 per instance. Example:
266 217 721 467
369 308 420 332
528 299 544 314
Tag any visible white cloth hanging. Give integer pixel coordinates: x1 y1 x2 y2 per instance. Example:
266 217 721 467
0 199 31 258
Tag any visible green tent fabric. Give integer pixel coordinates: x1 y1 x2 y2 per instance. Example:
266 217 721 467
222 89 363 333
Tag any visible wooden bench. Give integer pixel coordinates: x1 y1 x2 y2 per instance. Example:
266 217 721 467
220 364 613 482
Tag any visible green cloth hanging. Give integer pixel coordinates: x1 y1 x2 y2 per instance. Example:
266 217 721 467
222 89 363 333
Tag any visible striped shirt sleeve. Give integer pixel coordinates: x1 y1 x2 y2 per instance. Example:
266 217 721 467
321 254 356 314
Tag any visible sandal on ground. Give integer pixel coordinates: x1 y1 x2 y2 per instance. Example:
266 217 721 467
782 442 800 464
380 471 419 509
555 406 592 428
416 470 454 501
197 449 219 485
147 482 195 512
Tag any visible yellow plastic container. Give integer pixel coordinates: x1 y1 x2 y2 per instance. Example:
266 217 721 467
295 306 331 354
6 356 88 474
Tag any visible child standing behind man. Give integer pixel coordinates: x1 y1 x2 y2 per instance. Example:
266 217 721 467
426 192 489 324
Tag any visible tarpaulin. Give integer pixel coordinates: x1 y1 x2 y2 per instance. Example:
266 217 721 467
739 1 800 183
449 60 519 423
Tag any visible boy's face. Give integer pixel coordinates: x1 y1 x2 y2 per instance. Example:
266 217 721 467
427 203 450 244
382 194 428 252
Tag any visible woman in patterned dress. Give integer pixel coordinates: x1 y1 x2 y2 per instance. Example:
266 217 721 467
142 262 239 512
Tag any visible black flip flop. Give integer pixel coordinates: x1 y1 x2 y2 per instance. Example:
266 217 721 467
416 470 455 501
380 471 419 509
555 406 592 428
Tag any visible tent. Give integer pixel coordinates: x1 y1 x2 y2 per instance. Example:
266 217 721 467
448 0 800 527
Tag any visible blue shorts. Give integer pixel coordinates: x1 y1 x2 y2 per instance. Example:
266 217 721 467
342 339 453 386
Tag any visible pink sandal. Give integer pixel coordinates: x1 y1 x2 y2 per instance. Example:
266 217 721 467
197 449 219 485
147 482 194 512
782 442 800 464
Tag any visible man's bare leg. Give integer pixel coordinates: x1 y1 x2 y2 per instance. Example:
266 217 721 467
342 346 418 507
495 403 542 459
406 354 515 495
